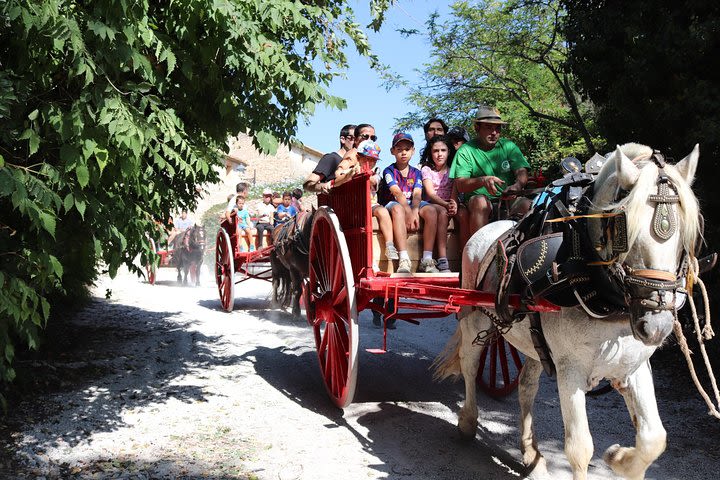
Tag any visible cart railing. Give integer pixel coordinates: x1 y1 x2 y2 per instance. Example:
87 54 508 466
318 170 373 282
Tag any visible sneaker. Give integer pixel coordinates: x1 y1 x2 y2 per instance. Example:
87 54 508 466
436 257 451 273
418 258 440 273
239 246 247 253
249 245 256 252
385 243 399 260
396 258 412 274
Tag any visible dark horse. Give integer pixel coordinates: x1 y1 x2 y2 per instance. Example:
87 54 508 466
271 209 315 317
173 224 206 286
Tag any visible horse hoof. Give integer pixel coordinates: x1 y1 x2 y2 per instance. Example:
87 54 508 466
603 443 623 466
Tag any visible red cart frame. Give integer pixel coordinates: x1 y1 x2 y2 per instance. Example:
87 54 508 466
307 169 559 407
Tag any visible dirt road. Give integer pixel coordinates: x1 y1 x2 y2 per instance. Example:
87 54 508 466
2 266 718 479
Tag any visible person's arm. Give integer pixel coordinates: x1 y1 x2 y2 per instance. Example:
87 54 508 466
333 152 359 188
505 167 529 194
224 195 236 222
454 176 505 196
407 187 422 231
304 172 332 194
422 170 450 209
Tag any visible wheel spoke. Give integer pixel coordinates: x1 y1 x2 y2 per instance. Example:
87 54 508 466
489 340 497 390
498 338 510 387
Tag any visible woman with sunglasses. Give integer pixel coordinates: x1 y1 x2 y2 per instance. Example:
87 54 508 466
332 123 377 188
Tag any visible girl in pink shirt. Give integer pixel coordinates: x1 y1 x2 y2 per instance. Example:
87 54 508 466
420 135 469 271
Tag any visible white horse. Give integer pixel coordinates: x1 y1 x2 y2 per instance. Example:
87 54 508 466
435 143 701 480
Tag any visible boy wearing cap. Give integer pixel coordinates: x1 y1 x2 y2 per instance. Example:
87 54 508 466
378 133 440 274
254 188 275 248
449 106 530 234
333 139 398 263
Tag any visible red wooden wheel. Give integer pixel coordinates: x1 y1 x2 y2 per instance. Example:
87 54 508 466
215 229 235 312
476 334 524 398
146 238 157 285
307 207 358 408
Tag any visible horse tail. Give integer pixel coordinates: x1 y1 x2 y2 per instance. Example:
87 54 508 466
431 326 463 382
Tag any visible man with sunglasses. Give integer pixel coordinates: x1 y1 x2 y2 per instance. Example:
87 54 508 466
332 123 376 187
303 124 356 194
449 106 530 234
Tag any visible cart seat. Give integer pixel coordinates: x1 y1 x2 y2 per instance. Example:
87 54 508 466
371 216 462 273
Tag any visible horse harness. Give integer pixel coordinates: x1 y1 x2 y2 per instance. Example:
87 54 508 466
274 212 311 257
478 151 698 377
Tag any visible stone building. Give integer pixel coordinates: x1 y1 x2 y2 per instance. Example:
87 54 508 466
193 133 322 219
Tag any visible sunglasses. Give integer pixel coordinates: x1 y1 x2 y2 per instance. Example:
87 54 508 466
359 134 377 141
342 134 354 140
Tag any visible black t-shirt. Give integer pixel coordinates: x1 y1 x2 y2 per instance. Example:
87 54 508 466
314 152 342 181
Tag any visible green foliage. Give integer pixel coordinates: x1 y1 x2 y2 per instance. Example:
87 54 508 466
397 0 600 171
0 0 382 396
563 0 720 251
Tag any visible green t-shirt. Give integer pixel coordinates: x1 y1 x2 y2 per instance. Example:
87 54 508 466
449 138 530 199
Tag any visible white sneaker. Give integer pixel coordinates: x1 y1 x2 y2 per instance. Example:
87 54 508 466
385 243 399 260
396 258 412 273
418 258 440 273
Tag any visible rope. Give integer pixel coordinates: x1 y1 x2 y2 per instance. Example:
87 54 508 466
545 212 623 223
672 256 720 420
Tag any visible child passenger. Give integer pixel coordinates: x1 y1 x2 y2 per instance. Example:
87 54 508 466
378 133 440 274
234 195 257 252
274 191 297 224
254 188 275 248
420 135 468 272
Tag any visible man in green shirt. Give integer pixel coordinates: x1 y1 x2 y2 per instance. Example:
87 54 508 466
449 106 530 234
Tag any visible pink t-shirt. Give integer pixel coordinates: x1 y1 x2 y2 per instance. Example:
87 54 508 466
421 166 453 201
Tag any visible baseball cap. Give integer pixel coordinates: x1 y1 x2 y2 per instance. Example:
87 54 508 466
262 188 272 195
447 126 470 142
391 132 414 148
357 140 381 160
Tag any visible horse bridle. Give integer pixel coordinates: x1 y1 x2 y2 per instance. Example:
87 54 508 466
602 152 688 314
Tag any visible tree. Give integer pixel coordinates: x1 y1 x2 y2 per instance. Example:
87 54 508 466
0 0 383 399
563 0 720 248
398 0 599 169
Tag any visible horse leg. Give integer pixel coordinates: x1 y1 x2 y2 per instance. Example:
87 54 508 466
518 357 548 476
289 268 302 318
556 363 594 480
603 360 666 480
456 311 490 440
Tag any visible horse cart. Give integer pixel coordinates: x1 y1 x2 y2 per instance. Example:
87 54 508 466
146 225 206 286
306 168 561 407
215 213 275 312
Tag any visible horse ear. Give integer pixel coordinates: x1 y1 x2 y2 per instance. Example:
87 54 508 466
675 143 699 185
614 145 640 190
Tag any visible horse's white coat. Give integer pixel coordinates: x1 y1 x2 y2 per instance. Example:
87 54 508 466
436 145 701 480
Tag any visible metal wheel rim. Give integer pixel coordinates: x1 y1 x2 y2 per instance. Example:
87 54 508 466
307 207 358 408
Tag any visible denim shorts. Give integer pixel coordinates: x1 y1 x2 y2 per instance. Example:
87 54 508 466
385 200 431 210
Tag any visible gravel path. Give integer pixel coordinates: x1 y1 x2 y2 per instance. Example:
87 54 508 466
1 265 718 479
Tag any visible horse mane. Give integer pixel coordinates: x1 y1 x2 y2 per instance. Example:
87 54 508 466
594 143 701 260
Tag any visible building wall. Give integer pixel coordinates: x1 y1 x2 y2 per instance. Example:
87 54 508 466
192 133 322 220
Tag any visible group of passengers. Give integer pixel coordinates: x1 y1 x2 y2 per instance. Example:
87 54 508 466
303 106 530 274
224 183 305 252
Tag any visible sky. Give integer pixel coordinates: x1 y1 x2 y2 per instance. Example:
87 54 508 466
296 1 451 172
